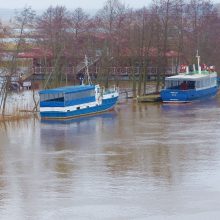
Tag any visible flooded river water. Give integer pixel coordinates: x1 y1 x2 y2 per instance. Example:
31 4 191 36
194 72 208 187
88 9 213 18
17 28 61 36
1 95 220 219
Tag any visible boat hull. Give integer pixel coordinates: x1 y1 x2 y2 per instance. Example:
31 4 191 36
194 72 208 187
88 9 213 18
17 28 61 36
160 86 218 103
40 96 118 120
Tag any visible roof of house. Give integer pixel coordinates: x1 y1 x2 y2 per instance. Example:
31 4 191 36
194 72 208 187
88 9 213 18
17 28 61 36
17 47 53 59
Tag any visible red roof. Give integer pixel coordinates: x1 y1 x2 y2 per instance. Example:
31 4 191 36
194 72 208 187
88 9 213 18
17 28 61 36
17 48 52 59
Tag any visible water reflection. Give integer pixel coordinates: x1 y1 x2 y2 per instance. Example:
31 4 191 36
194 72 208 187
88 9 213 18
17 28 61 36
39 112 119 195
40 112 117 149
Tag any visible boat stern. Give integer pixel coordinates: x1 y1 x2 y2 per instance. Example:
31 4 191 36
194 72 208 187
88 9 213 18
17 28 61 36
160 89 189 103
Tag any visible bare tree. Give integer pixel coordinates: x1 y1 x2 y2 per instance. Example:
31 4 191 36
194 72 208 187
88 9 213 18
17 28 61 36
69 8 91 64
97 0 128 54
0 7 35 115
71 8 89 39
184 0 219 63
95 0 128 87
36 6 71 87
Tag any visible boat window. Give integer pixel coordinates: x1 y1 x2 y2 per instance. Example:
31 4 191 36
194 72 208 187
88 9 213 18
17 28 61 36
165 80 183 89
200 78 208 88
166 80 197 90
165 80 175 89
193 76 216 89
65 90 95 101
212 77 217 86
208 76 216 87
212 77 215 85
201 79 205 87
187 81 195 89
40 92 64 102
206 79 209 87
196 80 201 88
180 81 188 90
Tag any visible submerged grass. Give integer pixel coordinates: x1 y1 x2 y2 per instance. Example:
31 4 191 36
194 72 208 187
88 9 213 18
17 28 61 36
0 112 35 122
0 90 39 123
0 105 37 123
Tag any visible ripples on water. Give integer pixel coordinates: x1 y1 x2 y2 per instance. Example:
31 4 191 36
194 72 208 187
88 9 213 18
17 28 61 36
1 95 220 219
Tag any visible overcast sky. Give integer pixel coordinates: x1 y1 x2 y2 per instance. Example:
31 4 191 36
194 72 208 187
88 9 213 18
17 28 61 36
0 0 154 10
0 0 219 11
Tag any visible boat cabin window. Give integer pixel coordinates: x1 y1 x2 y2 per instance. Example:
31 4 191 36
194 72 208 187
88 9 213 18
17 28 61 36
40 93 64 102
195 76 216 89
196 81 200 88
211 77 217 86
187 81 195 89
165 80 195 90
165 75 217 90
65 90 95 101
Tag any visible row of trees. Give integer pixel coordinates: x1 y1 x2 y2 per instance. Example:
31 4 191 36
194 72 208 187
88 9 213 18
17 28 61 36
0 0 220 114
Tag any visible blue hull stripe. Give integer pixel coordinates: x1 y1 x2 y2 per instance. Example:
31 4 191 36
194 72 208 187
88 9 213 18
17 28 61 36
160 86 218 102
40 97 118 120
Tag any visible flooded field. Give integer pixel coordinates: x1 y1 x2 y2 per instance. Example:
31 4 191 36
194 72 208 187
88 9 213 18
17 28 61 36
1 94 220 219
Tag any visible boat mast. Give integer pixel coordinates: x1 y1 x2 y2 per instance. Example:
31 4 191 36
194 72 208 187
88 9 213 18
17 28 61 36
196 50 201 74
85 55 92 85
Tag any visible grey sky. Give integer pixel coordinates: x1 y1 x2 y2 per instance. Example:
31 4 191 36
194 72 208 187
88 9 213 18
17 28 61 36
0 0 153 10
0 0 219 12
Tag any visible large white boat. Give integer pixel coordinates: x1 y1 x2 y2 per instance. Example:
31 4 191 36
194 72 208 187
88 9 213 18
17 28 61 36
160 53 218 103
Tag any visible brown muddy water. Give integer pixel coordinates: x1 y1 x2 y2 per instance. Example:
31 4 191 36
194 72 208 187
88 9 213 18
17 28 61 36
1 92 220 220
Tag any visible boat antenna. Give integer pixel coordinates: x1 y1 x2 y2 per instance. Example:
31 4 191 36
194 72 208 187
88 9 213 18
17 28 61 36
196 50 201 74
85 55 92 85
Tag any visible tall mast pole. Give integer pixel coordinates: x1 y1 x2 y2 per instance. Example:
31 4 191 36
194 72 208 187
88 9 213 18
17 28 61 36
196 50 201 74
85 55 92 85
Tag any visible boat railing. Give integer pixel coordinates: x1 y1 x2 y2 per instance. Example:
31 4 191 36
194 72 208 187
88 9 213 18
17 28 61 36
185 70 212 75
103 85 119 94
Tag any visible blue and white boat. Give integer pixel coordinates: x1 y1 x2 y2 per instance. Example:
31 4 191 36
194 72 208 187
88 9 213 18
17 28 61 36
39 57 119 120
160 53 218 103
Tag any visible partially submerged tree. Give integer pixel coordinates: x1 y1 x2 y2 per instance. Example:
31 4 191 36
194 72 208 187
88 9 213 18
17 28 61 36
0 7 35 115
